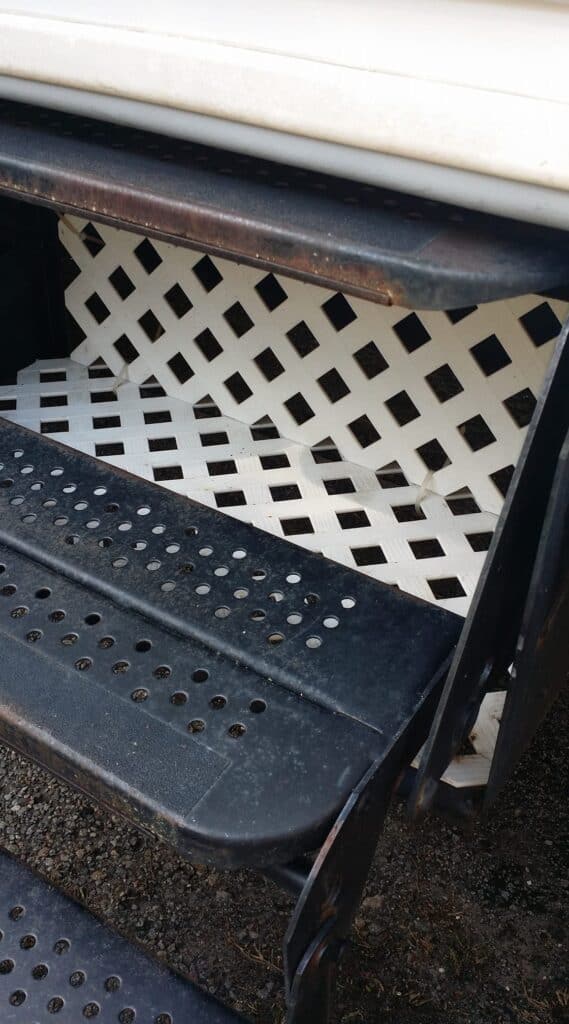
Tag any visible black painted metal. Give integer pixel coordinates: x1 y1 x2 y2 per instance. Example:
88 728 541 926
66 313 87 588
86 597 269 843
0 419 461 867
0 99 568 309
485 426 569 806
409 316 569 818
285 742 410 1024
0 851 244 1022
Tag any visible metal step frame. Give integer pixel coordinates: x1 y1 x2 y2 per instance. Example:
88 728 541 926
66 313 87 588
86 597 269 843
0 101 568 1024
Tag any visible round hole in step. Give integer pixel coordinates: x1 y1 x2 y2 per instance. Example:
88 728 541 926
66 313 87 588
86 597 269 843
131 540 147 551
98 537 113 548
47 995 65 1012
146 560 161 572
170 691 187 705
323 616 339 629
20 465 33 475
287 612 303 626
306 636 322 649
98 636 115 649
210 695 226 710
304 593 319 607
268 591 284 603
50 468 64 477
73 501 88 511
0 478 13 489
153 665 171 679
13 449 24 458
65 534 80 546
112 661 129 674
54 516 69 527
42 498 57 509
232 549 246 560
0 959 15 974
233 587 249 599
228 723 246 739
286 572 301 584
35 587 51 600
63 484 77 494
61 633 78 646
9 991 26 1006
49 610 66 623
93 486 107 496
178 562 194 575
160 580 176 593
32 963 48 980
137 506 151 516
20 934 36 949
195 583 210 596
10 496 24 506
185 526 199 537
267 632 284 646
53 939 70 955
135 639 152 653
251 569 266 581
29 481 43 491
10 606 28 618
85 519 100 530
84 613 101 626
152 525 166 535
118 522 132 532
165 543 180 554
1 584 17 596
188 719 205 734
21 513 37 524
199 546 213 557
250 699 267 714
75 657 92 671
131 688 148 703
9 905 24 920
69 971 85 988
155 1014 173 1024
214 606 230 618
26 630 42 643
104 976 121 992
112 557 128 569
250 609 265 622
341 597 356 609
214 566 229 577
104 503 119 514
118 1009 135 1024
192 669 209 684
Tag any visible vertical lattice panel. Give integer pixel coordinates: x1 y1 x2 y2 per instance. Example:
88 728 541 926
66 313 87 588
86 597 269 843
61 217 568 515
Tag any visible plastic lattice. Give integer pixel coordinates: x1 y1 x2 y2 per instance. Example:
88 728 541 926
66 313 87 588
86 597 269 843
0 358 498 617
61 217 567 515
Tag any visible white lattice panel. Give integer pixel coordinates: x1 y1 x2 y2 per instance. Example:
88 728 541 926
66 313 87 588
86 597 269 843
0 358 499 616
61 217 568 515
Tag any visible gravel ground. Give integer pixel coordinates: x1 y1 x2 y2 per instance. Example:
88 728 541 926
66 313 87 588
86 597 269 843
1 685 567 1024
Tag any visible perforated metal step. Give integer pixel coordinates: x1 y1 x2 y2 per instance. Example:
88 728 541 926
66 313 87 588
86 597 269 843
0 418 461 866
2 98 569 309
0 851 243 1023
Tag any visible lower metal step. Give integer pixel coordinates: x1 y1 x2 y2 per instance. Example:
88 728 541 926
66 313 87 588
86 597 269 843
0 418 461 867
0 851 243 1023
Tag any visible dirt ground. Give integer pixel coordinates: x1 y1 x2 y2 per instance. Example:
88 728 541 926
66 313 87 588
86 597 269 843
1 685 567 1024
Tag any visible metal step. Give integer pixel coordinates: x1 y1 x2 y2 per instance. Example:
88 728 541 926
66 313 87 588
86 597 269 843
0 418 461 867
1 98 569 309
0 851 243 1023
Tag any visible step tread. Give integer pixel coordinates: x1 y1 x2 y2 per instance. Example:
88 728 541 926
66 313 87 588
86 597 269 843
0 420 461 864
0 98 568 309
0 851 244 1023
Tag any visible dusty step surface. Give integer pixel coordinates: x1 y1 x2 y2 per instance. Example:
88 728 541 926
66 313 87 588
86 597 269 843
0 686 567 1024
